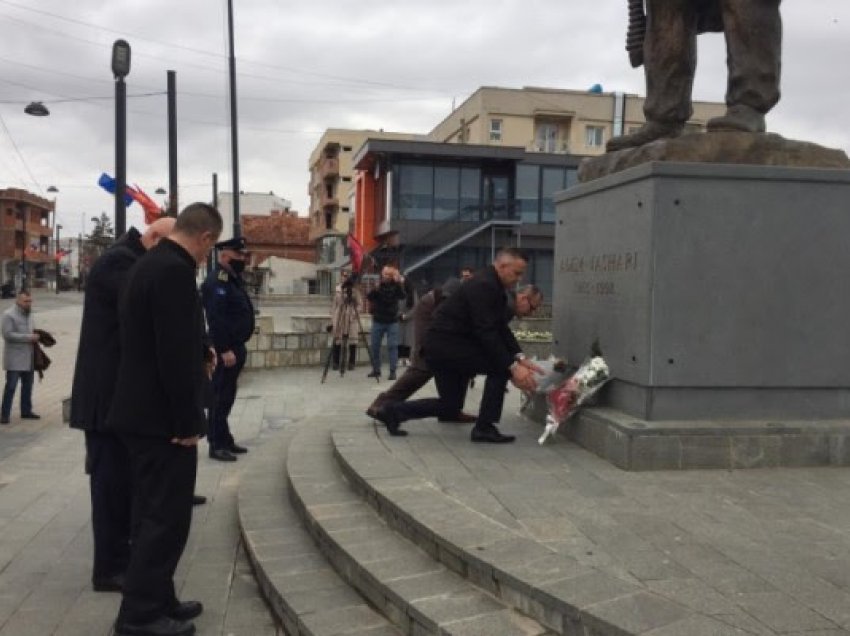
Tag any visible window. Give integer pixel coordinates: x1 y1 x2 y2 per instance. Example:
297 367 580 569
395 164 433 220
459 167 481 219
341 176 351 182
434 166 460 220
489 119 502 142
541 167 567 223
342 145 352 152
535 123 558 152
516 165 540 224
585 126 605 147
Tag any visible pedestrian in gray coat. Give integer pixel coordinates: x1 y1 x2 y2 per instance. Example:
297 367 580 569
1 291 40 424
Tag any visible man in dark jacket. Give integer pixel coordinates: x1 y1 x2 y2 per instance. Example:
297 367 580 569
366 265 406 380
375 248 540 443
70 218 175 594
201 236 254 462
107 203 221 636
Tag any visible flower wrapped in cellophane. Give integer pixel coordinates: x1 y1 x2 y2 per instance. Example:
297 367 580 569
538 354 609 445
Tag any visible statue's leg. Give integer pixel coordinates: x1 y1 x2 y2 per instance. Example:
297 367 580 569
707 0 782 132
607 0 698 151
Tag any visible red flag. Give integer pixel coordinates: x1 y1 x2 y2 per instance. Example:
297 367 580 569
347 233 364 273
127 184 164 225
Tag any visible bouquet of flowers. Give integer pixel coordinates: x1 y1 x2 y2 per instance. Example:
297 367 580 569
518 356 568 415
538 353 610 445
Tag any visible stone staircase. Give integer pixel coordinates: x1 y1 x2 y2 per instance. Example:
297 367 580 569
237 410 743 635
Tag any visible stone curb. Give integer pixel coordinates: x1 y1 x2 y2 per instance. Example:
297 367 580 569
287 425 555 636
237 428 399 636
331 427 741 635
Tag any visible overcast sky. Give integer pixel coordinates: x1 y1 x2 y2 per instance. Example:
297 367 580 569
0 0 847 237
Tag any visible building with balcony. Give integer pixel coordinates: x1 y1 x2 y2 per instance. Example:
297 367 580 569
322 86 726 298
0 188 55 290
308 129 419 270
427 86 725 155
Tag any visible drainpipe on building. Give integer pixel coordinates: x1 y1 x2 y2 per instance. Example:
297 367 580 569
613 92 626 138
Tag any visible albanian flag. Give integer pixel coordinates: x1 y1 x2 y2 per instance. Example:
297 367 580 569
347 233 364 273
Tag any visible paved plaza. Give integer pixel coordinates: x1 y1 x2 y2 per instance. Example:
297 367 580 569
1 292 850 634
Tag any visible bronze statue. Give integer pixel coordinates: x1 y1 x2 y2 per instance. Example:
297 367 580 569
607 0 782 152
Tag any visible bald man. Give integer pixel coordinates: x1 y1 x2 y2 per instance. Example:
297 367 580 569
70 218 175 593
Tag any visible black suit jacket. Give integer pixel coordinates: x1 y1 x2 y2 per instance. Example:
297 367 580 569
424 265 521 373
106 239 208 439
70 228 145 432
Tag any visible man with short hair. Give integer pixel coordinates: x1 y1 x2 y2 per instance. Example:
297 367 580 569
375 248 541 443
70 217 176 594
202 236 254 462
107 203 222 636
0 290 38 424
366 265 406 380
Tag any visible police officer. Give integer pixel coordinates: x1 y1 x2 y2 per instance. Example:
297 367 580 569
202 236 255 462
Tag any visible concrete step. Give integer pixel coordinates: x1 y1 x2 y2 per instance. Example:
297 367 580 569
237 428 401 636
287 425 556 636
331 426 740 636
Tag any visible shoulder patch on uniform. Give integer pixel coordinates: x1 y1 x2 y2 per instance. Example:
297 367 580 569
216 287 227 296
217 270 229 282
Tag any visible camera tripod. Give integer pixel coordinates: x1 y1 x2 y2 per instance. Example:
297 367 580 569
321 286 378 383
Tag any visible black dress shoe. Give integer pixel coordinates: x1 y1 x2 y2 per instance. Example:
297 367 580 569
208 448 237 462
167 600 203 621
92 573 124 592
374 406 408 437
21 413 40 420
114 616 195 636
192 495 207 506
471 426 515 444
367 370 380 378
228 443 248 454
388 371 397 381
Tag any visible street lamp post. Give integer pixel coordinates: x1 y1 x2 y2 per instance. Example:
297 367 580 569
112 40 131 237
55 224 62 294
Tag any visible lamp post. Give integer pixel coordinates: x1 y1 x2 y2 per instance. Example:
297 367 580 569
112 39 131 237
55 224 63 294
47 186 60 293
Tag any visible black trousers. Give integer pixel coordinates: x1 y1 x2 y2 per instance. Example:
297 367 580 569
117 435 197 624
86 430 132 581
208 343 246 450
391 351 508 429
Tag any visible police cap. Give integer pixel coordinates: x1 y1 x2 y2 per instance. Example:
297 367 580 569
215 236 248 253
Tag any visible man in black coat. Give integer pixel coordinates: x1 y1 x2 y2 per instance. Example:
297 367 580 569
70 218 175 594
107 203 222 636
375 248 540 443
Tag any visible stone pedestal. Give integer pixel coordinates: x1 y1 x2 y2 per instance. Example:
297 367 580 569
553 161 850 421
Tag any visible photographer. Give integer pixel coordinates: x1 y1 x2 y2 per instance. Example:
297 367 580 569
330 270 362 370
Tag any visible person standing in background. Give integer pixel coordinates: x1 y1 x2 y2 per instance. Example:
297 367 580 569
1 291 39 424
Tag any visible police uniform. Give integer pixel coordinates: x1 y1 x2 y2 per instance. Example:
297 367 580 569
201 237 255 460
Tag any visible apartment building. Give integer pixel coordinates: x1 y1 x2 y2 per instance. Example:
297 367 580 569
0 188 54 290
314 86 726 297
427 86 726 156
308 129 418 256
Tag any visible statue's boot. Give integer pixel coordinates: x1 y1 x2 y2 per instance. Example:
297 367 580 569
606 121 684 152
706 104 765 133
